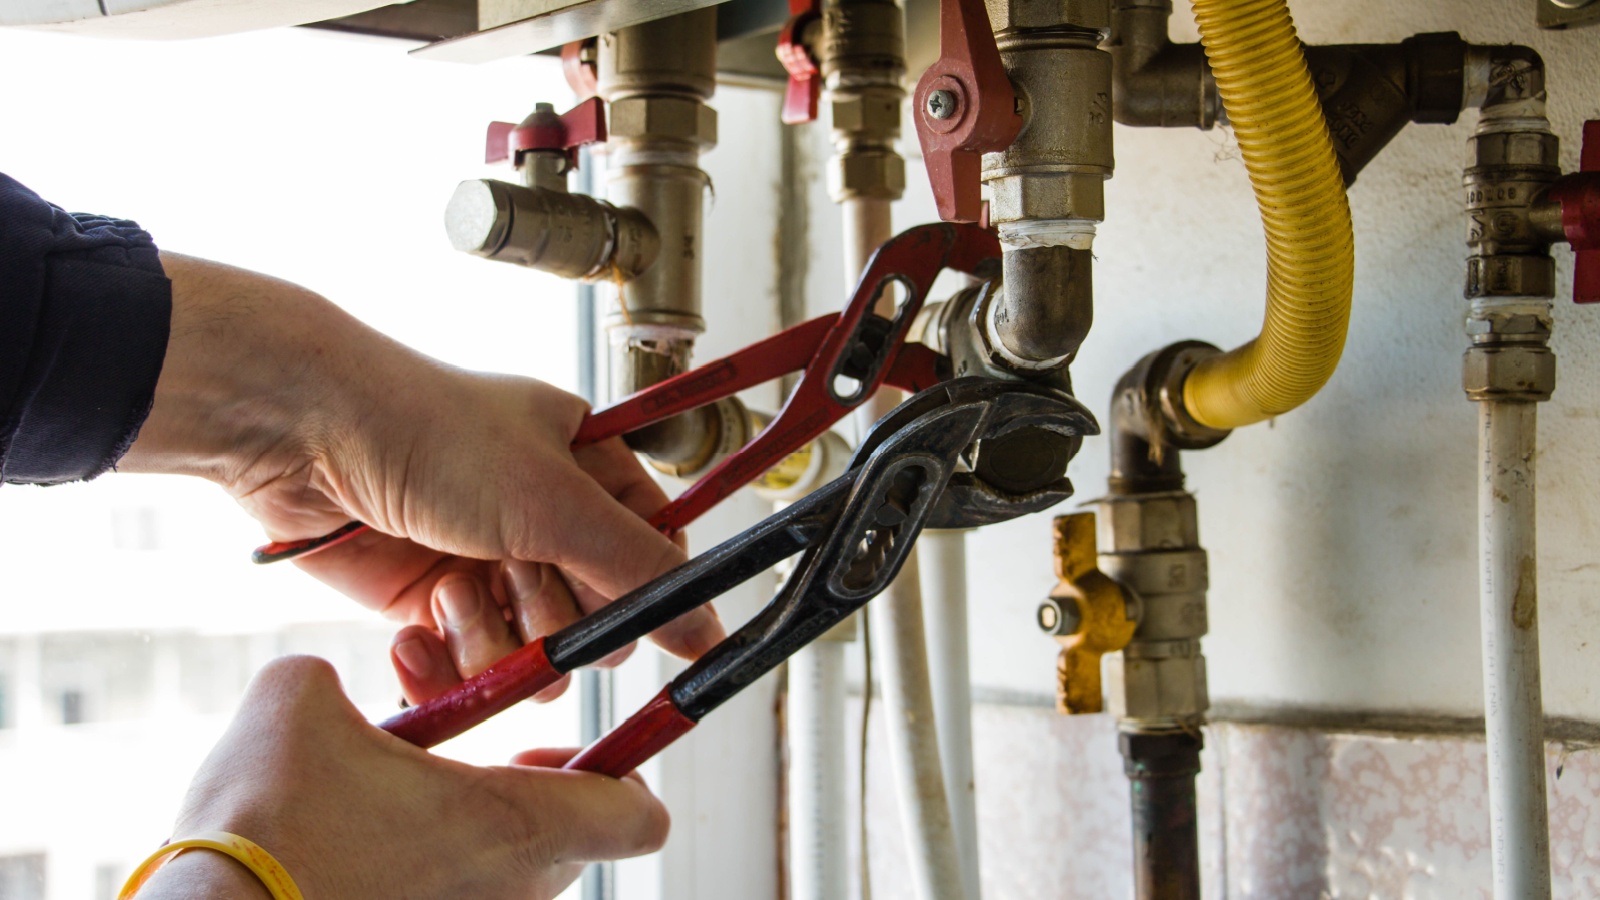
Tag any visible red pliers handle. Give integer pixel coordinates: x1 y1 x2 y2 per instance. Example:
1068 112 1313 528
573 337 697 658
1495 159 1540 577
251 222 1000 564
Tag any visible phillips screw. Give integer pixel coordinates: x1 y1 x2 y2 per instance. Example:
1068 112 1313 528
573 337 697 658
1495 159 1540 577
926 89 958 120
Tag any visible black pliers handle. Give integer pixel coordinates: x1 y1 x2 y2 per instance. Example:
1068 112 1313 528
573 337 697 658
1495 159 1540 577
378 378 1097 769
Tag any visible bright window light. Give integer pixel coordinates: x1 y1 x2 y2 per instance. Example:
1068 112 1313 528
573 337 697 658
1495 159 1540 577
0 24 586 896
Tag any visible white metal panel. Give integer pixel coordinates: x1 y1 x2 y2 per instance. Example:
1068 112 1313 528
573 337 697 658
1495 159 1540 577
1 0 391 38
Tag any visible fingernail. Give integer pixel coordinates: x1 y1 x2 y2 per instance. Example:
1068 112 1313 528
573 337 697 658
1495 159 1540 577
393 637 432 676
504 560 544 601
437 576 483 628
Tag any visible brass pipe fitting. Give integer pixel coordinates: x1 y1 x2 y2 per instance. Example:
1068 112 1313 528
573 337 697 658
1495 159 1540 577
1108 0 1220 129
1110 1 1472 185
980 0 1112 371
1097 487 1209 730
820 0 907 205
597 9 717 338
1107 342 1229 492
597 9 719 464
444 178 658 281
1461 46 1559 406
1039 513 1137 715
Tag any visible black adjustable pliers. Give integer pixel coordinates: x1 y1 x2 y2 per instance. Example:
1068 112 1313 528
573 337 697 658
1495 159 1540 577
378 377 1097 775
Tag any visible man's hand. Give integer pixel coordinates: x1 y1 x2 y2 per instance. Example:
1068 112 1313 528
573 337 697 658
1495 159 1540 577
119 253 724 701
136 657 668 900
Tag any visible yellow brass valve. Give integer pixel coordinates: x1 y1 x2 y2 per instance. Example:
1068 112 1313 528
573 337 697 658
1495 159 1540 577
1041 512 1137 715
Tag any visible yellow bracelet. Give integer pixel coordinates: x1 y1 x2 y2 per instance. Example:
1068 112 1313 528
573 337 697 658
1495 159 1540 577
118 831 305 900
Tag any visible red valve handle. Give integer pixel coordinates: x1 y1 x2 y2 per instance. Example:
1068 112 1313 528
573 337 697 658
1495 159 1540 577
1549 120 1600 304
485 96 608 168
562 38 599 99
912 0 1020 223
776 0 822 126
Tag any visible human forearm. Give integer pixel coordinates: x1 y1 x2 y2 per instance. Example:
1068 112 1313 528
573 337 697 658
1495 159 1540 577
119 252 396 486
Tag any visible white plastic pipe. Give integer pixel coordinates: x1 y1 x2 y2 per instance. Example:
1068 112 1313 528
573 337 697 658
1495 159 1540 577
868 545 966 900
919 528 982 900
788 641 850 900
842 192 965 900
1478 397 1552 899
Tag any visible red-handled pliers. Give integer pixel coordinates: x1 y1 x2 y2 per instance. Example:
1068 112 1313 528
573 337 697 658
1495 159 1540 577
378 377 1097 769
251 222 1000 564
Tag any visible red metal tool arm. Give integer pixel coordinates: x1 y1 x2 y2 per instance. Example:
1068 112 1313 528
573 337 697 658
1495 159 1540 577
563 687 698 778
379 638 563 748
575 315 835 446
883 342 948 394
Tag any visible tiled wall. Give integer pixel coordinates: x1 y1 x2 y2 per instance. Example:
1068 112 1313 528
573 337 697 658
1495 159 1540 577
847 699 1600 899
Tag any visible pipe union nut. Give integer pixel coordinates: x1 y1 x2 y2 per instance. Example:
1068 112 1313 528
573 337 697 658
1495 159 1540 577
1468 129 1560 171
1465 255 1556 299
1463 344 1556 402
829 90 902 142
828 150 907 202
1107 642 1208 724
987 173 1106 226
1096 493 1199 553
608 96 717 147
988 0 1110 33
1465 310 1552 343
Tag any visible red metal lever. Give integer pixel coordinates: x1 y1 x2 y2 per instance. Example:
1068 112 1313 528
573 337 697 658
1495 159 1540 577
776 0 822 125
485 96 607 168
562 38 599 99
912 0 1020 223
1549 120 1600 304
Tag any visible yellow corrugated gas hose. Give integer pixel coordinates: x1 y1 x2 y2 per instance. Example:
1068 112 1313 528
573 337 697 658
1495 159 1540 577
1180 0 1355 430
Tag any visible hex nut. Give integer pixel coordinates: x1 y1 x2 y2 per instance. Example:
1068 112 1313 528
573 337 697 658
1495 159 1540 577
1465 254 1556 299
1037 596 1082 636
829 89 901 141
828 150 906 202
1464 310 1552 340
1470 129 1560 170
1107 644 1209 723
985 0 1110 33
1463 344 1556 401
986 172 1106 225
608 96 717 147
1096 494 1199 553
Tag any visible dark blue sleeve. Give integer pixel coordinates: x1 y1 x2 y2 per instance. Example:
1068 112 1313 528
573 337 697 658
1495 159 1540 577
0 173 172 485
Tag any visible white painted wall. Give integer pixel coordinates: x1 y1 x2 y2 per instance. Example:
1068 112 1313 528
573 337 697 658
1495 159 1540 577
793 0 1600 722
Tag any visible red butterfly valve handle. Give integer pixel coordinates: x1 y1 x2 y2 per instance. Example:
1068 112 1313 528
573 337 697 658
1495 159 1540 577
912 0 1021 223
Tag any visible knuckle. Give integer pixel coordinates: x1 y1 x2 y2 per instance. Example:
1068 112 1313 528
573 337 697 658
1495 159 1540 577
254 655 340 696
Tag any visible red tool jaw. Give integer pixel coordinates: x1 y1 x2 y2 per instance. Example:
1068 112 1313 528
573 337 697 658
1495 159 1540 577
1549 120 1600 304
912 0 1020 223
777 0 822 126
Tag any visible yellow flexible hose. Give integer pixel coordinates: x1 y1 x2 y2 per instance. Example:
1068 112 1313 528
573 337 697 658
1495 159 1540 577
1180 0 1355 430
